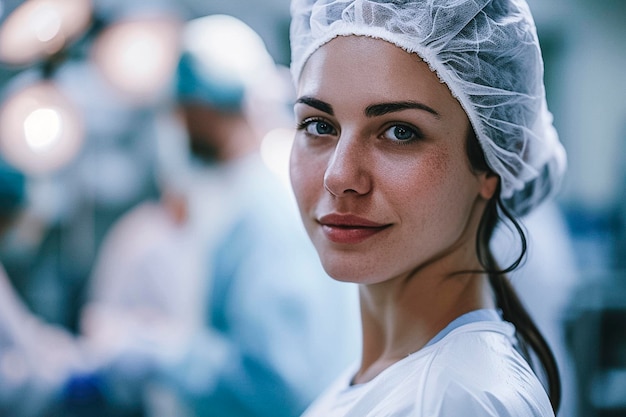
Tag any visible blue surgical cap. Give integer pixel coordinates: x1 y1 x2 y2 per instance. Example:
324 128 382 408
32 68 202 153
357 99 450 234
175 14 276 113
0 156 26 214
175 51 245 112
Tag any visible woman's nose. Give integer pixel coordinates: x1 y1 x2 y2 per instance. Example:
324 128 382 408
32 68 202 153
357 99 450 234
323 135 372 197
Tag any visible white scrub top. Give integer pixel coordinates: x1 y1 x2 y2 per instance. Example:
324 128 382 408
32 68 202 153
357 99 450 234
302 316 554 417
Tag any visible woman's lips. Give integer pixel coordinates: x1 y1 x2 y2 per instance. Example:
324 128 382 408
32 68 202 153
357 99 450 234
318 214 391 244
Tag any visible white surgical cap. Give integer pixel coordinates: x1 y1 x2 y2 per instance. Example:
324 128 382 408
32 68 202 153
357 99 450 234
290 0 567 216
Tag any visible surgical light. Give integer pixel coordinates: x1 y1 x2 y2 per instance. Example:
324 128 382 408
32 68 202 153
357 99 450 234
23 108 62 152
0 81 84 175
91 16 180 102
0 0 92 66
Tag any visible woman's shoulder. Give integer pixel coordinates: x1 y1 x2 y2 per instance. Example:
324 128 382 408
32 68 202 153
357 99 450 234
426 321 525 376
417 321 555 417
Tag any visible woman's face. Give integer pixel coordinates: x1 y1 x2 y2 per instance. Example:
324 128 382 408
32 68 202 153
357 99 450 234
290 36 496 285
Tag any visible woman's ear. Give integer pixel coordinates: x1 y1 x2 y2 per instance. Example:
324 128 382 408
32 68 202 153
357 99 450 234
478 172 499 200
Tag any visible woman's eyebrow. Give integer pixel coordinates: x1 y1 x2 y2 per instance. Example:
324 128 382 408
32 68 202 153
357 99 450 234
365 101 440 119
295 96 334 115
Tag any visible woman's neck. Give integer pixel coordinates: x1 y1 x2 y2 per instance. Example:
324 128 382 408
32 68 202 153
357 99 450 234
353 269 495 384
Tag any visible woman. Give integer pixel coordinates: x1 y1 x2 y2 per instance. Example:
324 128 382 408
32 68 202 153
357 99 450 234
288 0 567 416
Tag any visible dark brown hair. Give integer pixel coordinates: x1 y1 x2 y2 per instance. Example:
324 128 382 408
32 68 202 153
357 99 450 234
466 128 561 413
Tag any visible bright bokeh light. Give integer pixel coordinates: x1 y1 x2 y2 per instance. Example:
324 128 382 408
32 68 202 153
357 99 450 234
92 17 180 101
260 128 296 188
0 0 92 66
30 3 62 42
0 82 84 175
23 108 62 152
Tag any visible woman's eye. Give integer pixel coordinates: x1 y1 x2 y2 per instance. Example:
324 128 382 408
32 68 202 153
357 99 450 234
300 119 336 136
383 124 421 142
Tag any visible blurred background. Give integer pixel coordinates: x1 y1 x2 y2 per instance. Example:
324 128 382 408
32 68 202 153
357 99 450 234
0 0 624 416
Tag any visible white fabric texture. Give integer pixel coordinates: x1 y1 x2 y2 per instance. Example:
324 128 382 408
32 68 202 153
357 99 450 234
290 0 567 216
301 321 555 417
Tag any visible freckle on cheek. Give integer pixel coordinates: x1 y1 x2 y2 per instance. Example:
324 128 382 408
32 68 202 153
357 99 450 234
421 151 449 184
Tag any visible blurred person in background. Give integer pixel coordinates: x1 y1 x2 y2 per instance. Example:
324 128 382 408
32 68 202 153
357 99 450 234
0 157 90 417
79 14 360 417
0 157 24 238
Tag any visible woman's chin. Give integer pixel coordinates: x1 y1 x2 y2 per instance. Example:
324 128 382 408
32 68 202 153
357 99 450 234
321 262 382 285
321 263 360 283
